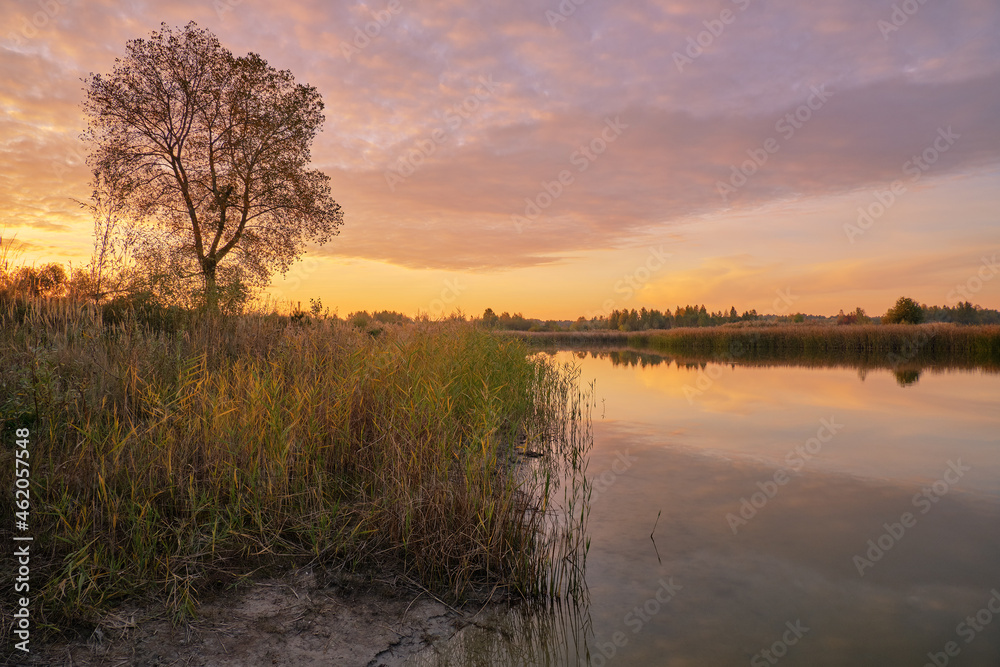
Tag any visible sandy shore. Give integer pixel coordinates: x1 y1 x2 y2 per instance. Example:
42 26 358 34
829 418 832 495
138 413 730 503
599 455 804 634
21 568 476 667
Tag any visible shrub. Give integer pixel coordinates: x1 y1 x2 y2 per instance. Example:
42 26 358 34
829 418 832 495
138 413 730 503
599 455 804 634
883 297 924 324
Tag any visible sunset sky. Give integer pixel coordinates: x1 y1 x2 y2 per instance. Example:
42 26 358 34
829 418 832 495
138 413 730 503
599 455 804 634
2 0 999 319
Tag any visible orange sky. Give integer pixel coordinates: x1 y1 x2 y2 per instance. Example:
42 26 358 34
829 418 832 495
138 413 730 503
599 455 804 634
2 0 999 318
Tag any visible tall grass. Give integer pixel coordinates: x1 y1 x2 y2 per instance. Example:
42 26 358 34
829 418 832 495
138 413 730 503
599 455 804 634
0 296 591 643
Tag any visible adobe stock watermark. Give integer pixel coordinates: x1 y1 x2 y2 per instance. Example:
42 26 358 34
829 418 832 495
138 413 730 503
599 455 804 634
726 417 844 535
511 116 628 233
947 254 999 304
6 0 70 47
681 338 757 403
270 254 322 300
384 75 500 192
844 126 959 243
878 0 932 40
673 0 754 72
771 287 799 317
214 0 243 20
340 0 404 62
923 589 1000 667
852 459 970 577
751 620 810 666
716 85 834 202
544 0 589 27
590 577 683 666
585 246 672 320
589 449 638 504
426 277 465 319
51 143 88 182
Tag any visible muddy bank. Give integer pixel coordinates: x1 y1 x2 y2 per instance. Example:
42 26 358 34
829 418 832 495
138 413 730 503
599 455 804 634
20 568 488 667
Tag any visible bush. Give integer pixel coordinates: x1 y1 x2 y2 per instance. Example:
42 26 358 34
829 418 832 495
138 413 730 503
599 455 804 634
883 297 924 324
836 307 871 325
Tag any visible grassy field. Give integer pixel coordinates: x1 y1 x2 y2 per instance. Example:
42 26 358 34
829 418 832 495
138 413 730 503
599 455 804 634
0 298 591 645
514 323 1000 371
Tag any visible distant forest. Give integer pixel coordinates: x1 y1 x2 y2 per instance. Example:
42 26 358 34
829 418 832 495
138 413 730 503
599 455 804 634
477 300 1000 332
337 301 1000 332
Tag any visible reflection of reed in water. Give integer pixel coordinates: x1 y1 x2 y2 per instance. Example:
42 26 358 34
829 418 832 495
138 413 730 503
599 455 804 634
408 597 595 667
522 358 594 602
413 362 596 666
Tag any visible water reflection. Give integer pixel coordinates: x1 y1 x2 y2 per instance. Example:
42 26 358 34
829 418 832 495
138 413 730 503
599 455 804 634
411 600 594 666
569 349 671 369
576 426 1000 665
894 368 922 386
537 352 1000 490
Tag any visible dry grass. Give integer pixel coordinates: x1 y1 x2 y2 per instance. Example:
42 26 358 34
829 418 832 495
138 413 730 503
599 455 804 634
0 296 591 645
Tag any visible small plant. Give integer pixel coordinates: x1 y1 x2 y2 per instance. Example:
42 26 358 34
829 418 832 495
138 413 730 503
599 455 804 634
309 297 328 318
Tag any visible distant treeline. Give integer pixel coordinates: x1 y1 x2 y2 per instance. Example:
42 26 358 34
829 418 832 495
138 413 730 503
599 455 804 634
480 300 1000 332
481 305 761 331
7 262 998 332
922 302 1000 325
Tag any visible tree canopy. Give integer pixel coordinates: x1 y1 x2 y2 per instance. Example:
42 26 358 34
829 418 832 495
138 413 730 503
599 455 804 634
883 296 924 324
82 22 343 309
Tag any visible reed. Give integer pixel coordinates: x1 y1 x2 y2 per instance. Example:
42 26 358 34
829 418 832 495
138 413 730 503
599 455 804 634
0 296 591 643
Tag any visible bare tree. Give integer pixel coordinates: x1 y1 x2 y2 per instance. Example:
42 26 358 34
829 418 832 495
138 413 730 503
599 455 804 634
82 22 343 310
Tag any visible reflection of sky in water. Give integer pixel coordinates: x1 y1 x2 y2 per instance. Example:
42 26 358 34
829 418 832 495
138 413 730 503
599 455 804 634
561 351 1000 495
581 429 1000 665
415 352 1000 666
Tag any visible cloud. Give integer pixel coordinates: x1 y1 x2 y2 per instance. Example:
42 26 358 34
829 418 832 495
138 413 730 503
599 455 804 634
317 68 1000 269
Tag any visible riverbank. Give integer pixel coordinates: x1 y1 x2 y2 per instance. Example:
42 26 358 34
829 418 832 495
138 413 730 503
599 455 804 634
0 300 590 656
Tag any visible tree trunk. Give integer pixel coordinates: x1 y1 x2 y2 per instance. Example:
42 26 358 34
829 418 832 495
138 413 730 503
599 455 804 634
202 257 220 313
